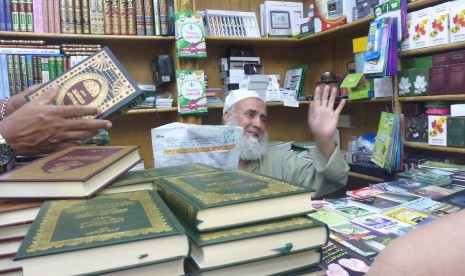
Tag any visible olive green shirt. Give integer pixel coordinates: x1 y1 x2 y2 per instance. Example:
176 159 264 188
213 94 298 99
245 147 349 198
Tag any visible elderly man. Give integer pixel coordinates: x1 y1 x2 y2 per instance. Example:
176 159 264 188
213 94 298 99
222 85 349 197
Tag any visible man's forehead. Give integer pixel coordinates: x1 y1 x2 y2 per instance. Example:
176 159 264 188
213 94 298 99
237 97 267 114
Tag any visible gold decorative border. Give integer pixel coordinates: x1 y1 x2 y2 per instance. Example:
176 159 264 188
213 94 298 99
164 170 306 205
27 191 173 253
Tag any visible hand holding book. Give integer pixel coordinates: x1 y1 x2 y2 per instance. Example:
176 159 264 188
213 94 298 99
0 84 112 156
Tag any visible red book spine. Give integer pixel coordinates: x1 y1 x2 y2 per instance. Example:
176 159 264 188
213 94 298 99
118 0 128 35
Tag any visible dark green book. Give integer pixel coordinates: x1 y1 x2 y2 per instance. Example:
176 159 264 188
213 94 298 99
97 163 221 195
14 190 188 276
157 170 313 232
181 215 328 270
184 249 322 276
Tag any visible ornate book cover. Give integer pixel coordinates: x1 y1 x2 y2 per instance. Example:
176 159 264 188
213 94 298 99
135 0 145 35
14 191 188 275
157 169 313 231
106 163 220 189
0 145 141 198
25 47 144 119
89 0 105 34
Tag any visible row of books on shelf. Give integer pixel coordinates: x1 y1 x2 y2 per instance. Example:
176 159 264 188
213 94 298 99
0 0 175 36
0 151 326 275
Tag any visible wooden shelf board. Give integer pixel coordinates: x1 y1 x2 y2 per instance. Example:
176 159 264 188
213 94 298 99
349 172 385 183
404 141 465 153
0 31 175 45
126 107 178 114
401 41 465 57
397 94 465 102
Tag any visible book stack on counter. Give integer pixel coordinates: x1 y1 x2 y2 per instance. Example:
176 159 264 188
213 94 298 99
205 88 223 105
156 169 327 275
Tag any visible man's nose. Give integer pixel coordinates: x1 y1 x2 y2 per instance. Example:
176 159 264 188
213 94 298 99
251 116 264 129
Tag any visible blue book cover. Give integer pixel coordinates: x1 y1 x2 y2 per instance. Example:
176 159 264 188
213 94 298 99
0 54 9 99
4 0 11 31
0 0 6 31
25 54 33 87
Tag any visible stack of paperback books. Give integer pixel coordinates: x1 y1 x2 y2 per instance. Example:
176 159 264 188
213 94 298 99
157 169 327 275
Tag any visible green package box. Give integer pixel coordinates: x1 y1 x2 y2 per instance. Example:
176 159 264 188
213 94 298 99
397 69 414 97
411 67 429 96
175 12 207 59
402 56 432 69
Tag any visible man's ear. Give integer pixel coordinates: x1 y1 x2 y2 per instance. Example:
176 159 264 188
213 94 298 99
223 111 229 123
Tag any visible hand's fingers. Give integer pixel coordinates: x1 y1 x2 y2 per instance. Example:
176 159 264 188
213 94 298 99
52 104 103 118
328 86 337 107
314 85 322 105
335 99 346 115
321 85 330 106
35 84 60 105
18 84 42 97
65 118 112 131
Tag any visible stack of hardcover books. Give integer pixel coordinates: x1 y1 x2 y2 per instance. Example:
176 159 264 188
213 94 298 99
157 169 328 275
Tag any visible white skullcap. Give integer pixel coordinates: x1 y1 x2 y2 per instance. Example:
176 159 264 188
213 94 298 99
223 89 264 114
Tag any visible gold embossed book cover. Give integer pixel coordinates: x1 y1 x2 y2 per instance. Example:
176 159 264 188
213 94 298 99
0 146 141 198
157 170 313 231
14 191 188 276
25 46 145 119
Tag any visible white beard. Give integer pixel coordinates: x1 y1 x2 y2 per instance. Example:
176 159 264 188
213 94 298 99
240 134 268 161
225 110 268 161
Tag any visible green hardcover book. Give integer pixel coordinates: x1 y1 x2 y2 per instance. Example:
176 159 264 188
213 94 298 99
185 249 322 276
97 163 220 195
14 190 189 276
157 170 313 232
181 215 327 270
48 56 56 80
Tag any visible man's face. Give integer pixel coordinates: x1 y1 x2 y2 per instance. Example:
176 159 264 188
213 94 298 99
233 98 267 141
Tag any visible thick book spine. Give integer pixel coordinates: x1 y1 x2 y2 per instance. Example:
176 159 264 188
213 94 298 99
0 0 6 31
89 0 104 34
18 0 25 31
0 48 60 55
48 56 56 80
110 0 120 35
32 55 39 84
46 0 53 32
143 0 153 35
26 55 34 87
40 57 49 83
158 0 168 36
6 55 15 96
32 0 41 32
61 0 75 34
157 182 197 229
19 54 27 90
4 0 12 31
40 0 47 32
152 0 160 35
53 0 59 33
166 0 174 35
134 0 144 35
0 54 9 98
74 0 82 34
10 0 19 31
118 0 127 35
24 0 32 31
12 55 21 94
103 0 112 34
81 0 90 34
126 0 136 35
55 55 63 75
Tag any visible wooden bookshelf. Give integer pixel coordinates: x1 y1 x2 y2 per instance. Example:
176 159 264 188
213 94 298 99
404 141 465 154
349 172 385 183
397 94 465 102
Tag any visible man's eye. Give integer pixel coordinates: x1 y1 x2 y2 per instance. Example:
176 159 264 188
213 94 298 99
245 112 254 118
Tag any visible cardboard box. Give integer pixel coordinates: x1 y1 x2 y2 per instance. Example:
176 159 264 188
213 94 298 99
429 65 448 96
352 36 368 53
412 7 432 49
374 76 393 98
313 0 351 32
405 115 428 143
428 115 449 146
340 73 374 93
448 63 465 94
411 67 429 96
402 12 413 51
402 56 432 69
429 2 450 47
451 104 465 117
397 69 414 97
450 0 465 43
447 117 465 148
